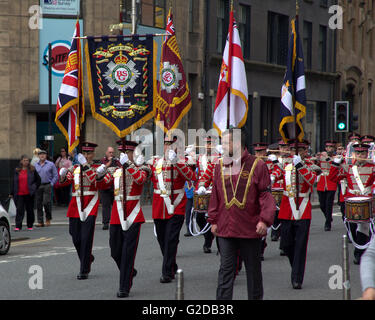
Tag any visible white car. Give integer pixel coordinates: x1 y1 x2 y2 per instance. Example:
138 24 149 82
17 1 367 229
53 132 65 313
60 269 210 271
0 204 11 255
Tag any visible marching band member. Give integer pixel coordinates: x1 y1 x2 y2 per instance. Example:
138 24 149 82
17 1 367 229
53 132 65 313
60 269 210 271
193 136 221 253
148 135 195 283
104 140 151 298
59 142 110 280
253 142 270 261
268 140 291 257
271 139 317 289
328 142 375 265
317 141 337 231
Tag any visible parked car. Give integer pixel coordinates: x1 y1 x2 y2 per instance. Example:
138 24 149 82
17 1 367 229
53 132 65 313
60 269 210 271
0 204 11 255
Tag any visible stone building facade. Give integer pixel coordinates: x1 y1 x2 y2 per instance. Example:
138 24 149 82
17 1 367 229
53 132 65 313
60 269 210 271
335 0 375 137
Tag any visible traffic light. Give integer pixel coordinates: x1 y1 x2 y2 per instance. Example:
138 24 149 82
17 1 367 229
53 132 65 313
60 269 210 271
350 113 359 131
334 101 349 132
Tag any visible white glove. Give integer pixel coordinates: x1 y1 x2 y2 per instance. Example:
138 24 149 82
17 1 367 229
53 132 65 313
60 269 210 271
334 156 343 164
120 152 129 165
293 155 302 166
185 144 194 155
135 154 145 166
271 175 275 184
168 149 177 163
77 153 87 166
197 186 207 195
372 155 375 164
268 154 277 162
59 168 68 178
96 164 106 175
215 145 224 155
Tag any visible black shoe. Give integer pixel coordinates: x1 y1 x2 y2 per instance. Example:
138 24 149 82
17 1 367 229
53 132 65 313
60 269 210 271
184 232 192 237
160 275 172 283
280 249 286 256
77 273 89 280
353 257 360 265
292 281 302 289
102 223 109 230
203 246 212 253
117 290 129 298
324 225 331 231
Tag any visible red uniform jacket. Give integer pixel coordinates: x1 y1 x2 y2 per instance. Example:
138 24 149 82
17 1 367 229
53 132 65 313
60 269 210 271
198 154 220 189
207 150 276 239
106 162 151 225
328 160 375 199
60 163 109 218
148 157 194 220
272 158 316 220
317 156 337 191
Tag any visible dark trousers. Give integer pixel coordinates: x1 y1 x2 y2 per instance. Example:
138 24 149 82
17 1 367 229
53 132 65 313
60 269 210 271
55 185 71 206
15 195 35 229
216 237 263 300
340 202 368 260
271 210 281 240
36 184 52 223
154 214 185 278
109 223 141 293
280 219 311 284
100 189 114 225
69 216 96 274
196 212 214 248
318 190 336 227
185 198 193 233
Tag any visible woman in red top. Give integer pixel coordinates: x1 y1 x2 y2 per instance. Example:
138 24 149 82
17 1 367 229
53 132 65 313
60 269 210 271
10 155 41 231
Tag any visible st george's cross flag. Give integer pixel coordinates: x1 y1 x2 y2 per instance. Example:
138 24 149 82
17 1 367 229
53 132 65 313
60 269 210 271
213 9 248 136
155 9 192 132
279 16 306 143
55 20 85 153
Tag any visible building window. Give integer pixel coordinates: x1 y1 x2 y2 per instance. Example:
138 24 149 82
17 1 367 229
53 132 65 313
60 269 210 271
267 11 289 66
303 21 312 69
140 0 166 29
188 0 194 32
319 25 327 71
217 0 229 53
237 4 251 59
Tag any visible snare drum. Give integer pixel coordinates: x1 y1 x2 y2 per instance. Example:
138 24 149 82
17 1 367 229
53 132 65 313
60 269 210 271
345 196 372 222
271 188 283 208
193 192 211 213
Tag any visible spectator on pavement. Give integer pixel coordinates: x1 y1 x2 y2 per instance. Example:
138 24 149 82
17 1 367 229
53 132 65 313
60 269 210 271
10 155 41 231
34 150 58 227
55 147 72 206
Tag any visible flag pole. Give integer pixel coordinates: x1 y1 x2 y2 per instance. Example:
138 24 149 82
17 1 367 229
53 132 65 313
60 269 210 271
227 0 234 130
294 0 300 211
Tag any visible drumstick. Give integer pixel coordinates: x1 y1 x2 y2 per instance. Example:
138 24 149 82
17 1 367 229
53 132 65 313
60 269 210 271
342 156 373 161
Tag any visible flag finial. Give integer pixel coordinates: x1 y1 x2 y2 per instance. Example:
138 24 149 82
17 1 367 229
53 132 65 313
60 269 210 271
296 0 299 16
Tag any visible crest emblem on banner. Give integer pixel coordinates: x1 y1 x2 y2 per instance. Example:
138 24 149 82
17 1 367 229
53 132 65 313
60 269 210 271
86 36 156 137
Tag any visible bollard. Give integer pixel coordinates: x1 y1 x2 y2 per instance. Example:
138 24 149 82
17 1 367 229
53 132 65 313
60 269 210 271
343 235 351 300
175 269 184 300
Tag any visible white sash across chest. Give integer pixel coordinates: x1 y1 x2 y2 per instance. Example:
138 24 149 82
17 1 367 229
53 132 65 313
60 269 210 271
113 168 141 231
156 158 184 215
73 167 98 222
285 164 308 220
352 165 366 195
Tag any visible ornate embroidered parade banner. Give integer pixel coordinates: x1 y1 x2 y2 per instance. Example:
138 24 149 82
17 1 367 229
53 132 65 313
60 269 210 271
155 10 192 132
85 35 156 137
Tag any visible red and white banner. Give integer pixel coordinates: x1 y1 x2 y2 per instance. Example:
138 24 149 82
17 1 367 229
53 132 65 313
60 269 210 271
213 11 248 135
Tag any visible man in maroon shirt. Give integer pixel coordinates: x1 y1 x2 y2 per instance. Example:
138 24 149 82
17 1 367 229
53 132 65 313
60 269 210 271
207 128 276 300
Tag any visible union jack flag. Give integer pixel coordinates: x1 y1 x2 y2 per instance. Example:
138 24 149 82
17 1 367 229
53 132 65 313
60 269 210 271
55 21 85 153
